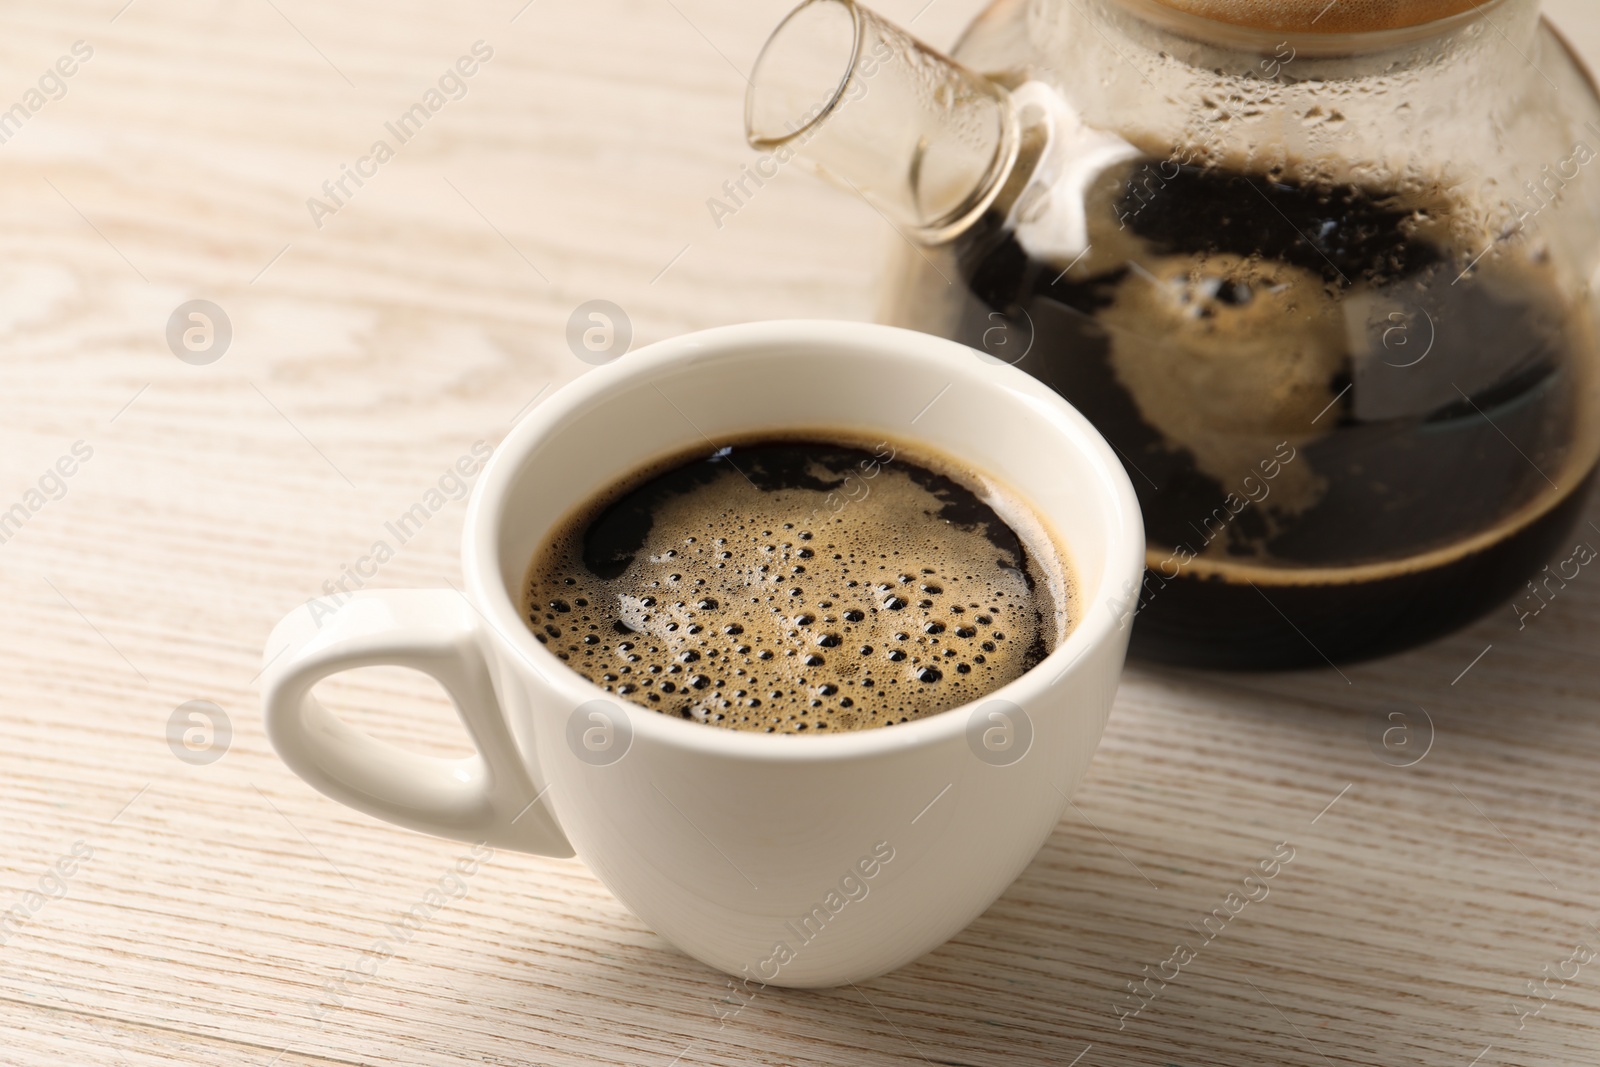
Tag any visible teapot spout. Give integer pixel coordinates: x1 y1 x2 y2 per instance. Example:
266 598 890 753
746 0 1019 244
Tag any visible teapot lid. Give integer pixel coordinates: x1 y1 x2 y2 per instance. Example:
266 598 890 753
1143 0 1483 33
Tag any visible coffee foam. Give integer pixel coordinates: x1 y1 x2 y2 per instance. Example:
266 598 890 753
1143 0 1483 34
523 435 1074 734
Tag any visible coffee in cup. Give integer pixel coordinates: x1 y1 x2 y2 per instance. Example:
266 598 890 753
521 435 1076 733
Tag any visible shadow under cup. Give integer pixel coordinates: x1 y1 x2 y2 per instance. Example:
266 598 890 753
468 320 1143 985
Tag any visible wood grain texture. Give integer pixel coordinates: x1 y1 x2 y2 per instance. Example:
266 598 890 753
1 1 1598 1065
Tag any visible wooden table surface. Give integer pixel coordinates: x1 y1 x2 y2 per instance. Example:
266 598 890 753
4 1 1600 1064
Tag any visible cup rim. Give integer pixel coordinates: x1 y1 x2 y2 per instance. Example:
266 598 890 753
464 319 1143 762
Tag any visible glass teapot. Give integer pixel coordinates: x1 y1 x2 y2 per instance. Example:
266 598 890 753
745 0 1600 668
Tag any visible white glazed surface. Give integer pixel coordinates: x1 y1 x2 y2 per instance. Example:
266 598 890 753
263 320 1143 987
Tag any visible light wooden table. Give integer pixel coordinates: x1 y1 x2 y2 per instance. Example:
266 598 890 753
3 1 1599 1064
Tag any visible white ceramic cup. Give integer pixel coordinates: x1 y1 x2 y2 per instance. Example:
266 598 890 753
261 320 1143 988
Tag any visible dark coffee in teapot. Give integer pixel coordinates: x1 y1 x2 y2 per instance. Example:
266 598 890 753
745 0 1600 668
949 158 1598 667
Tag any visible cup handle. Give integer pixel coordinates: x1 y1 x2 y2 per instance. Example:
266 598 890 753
260 589 573 857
